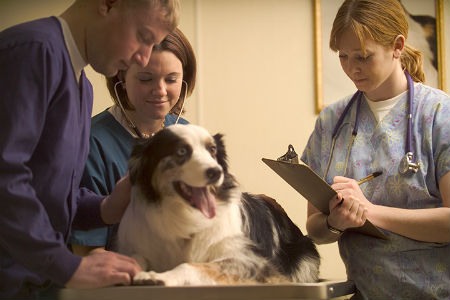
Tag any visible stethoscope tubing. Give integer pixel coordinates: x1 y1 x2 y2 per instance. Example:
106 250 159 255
325 71 415 179
113 80 188 139
406 72 414 154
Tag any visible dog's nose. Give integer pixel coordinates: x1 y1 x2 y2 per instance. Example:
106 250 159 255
206 167 222 183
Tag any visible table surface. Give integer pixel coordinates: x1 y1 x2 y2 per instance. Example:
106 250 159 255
59 280 355 300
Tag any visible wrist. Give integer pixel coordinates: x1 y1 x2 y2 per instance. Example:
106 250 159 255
326 215 344 235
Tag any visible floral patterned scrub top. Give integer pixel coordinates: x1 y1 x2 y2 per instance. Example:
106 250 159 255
301 83 450 299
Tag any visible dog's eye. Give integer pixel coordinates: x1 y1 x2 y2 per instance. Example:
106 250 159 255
176 146 188 157
208 145 217 157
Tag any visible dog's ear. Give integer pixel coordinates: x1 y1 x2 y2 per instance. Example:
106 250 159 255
128 139 149 184
213 133 229 174
128 136 162 201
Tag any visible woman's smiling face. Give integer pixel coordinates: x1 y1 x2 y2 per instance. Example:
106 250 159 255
124 50 183 121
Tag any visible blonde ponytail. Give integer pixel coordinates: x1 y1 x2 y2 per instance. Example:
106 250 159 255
402 44 425 83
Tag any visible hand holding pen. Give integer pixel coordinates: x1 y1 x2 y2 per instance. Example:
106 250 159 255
335 171 383 205
327 171 382 234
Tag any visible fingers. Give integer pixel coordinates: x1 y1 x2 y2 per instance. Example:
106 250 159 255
329 193 344 210
104 270 133 287
331 176 360 193
115 253 142 276
329 195 367 230
347 198 367 226
332 176 348 183
66 251 142 289
329 176 370 230
95 251 142 276
100 252 141 287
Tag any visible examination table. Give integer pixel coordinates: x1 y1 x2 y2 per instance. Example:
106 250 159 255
59 280 355 300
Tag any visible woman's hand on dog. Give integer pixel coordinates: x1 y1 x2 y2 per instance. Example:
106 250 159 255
66 250 142 288
101 175 132 224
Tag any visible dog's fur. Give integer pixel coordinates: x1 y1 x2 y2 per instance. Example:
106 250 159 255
118 124 320 286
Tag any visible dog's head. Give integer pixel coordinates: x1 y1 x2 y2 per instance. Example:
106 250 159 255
129 124 232 219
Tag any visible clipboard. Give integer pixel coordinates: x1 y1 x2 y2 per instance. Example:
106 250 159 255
262 158 388 240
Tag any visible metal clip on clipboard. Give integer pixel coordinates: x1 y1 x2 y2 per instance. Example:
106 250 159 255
277 144 299 164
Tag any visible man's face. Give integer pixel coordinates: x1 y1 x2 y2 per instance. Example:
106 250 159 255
86 2 171 77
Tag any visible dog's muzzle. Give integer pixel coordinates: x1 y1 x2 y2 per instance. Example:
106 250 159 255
173 166 223 219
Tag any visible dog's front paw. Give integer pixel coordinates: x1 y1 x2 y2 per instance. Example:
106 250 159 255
133 271 166 286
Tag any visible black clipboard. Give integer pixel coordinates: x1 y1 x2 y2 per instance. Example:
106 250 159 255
262 158 388 240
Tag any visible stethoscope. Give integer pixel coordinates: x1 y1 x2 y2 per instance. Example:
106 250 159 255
113 80 188 139
323 71 420 179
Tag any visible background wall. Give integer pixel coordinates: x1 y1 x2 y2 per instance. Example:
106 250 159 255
1 0 449 280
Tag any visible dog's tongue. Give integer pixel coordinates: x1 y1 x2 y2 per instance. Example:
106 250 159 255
192 187 216 219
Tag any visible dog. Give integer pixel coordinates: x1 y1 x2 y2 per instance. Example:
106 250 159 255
118 124 320 286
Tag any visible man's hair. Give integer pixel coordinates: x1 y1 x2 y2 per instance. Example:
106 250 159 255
125 0 181 31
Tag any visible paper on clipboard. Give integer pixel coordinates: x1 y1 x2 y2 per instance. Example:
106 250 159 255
262 158 388 240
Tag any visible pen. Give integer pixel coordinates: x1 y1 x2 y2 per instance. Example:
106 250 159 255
357 171 383 185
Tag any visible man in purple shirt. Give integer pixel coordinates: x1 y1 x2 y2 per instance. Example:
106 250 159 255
0 0 180 298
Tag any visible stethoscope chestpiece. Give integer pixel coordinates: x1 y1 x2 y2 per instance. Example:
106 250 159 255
398 152 420 175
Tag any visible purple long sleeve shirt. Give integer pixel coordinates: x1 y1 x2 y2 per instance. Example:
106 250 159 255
0 17 105 298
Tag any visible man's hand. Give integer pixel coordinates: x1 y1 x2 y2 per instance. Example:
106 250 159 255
66 250 141 288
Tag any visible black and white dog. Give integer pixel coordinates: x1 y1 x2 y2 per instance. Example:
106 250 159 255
118 124 320 286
